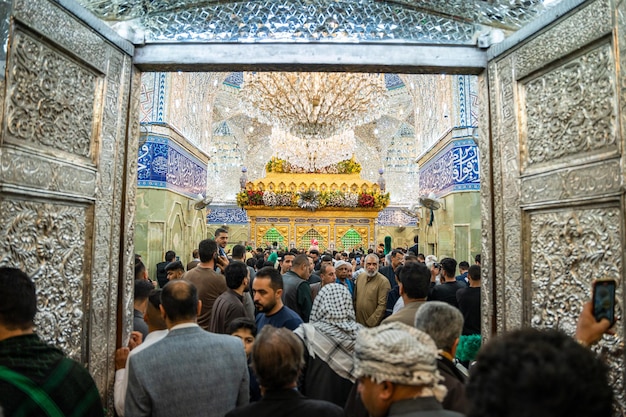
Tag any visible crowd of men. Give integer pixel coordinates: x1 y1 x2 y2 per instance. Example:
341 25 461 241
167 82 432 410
0 228 616 417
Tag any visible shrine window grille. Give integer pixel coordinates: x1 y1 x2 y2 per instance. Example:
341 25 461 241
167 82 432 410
299 229 326 252
340 228 363 252
262 228 286 249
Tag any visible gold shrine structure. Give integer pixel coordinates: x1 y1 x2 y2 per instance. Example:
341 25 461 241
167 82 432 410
242 172 386 251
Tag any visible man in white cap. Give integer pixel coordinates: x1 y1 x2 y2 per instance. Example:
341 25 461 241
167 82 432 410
334 260 355 296
354 322 464 417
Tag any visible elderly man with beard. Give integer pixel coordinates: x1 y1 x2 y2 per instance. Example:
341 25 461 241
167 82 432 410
354 254 391 327
334 260 355 296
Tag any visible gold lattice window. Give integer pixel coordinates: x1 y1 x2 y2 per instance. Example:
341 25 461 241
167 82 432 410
299 228 326 251
340 228 362 252
262 227 285 249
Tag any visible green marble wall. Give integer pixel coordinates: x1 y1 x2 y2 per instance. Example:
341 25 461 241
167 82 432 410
420 191 481 264
135 188 210 280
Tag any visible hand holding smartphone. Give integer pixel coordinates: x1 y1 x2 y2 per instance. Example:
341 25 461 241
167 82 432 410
592 279 616 324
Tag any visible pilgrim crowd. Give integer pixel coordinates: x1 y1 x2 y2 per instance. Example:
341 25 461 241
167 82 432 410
0 228 615 417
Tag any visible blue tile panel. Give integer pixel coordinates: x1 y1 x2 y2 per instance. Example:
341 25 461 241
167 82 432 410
377 208 418 226
207 208 250 224
137 135 207 198
419 139 479 198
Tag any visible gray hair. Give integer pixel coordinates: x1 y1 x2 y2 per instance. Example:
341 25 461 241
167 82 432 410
364 253 379 265
414 301 464 352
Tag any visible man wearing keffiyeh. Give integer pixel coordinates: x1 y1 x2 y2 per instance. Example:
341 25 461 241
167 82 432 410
294 283 363 406
354 322 464 417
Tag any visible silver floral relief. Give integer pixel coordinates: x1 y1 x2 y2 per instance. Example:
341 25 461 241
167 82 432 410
120 66 142 347
13 0 110 73
529 207 624 413
619 0 626 178
5 29 97 158
0 199 88 362
514 0 611 80
523 43 617 170
478 70 493 340
521 159 621 205
0 146 97 197
498 55 524 331
488 60 505 334
88 49 131 395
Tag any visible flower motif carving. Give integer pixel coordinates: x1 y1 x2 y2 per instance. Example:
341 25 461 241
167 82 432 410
0 199 87 361
529 208 624 411
6 30 97 158
524 43 617 168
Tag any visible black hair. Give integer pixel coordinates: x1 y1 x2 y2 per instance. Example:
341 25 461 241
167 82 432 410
255 267 283 291
232 244 246 259
148 289 162 310
224 261 248 289
227 317 257 337
134 260 146 280
440 257 457 279
134 279 154 301
164 261 184 272
198 239 218 263
0 267 37 330
467 328 612 417
399 262 430 299
214 227 228 237
165 250 176 262
468 264 481 281
475 254 481 264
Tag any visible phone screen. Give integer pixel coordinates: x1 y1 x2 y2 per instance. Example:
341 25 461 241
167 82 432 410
593 280 616 323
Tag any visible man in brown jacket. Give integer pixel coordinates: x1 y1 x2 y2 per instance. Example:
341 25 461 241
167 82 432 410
183 239 228 330
210 261 252 334
354 253 391 327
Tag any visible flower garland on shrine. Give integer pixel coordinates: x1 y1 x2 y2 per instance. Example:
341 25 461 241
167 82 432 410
237 189 390 211
265 157 362 174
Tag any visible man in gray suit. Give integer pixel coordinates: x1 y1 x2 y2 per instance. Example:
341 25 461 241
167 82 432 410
126 280 249 417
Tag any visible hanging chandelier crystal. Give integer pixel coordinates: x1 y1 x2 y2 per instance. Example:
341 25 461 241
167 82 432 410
270 127 355 171
243 72 388 139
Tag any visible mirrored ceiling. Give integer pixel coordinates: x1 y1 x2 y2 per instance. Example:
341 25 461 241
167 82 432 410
76 0 567 45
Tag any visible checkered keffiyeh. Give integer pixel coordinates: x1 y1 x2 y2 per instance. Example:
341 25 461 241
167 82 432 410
354 322 447 402
295 283 362 382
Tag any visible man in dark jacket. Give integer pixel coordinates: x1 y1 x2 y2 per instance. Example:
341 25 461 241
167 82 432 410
226 326 343 417
414 301 469 414
210 261 251 334
0 267 104 416
156 250 176 288
281 254 312 322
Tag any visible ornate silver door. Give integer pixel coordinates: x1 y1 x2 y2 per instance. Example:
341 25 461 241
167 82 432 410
0 0 138 404
483 0 625 411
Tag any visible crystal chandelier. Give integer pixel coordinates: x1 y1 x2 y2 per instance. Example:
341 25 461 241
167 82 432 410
243 72 388 139
270 127 355 171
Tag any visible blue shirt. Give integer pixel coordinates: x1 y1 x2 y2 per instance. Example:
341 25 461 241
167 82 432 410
256 306 303 332
335 278 355 296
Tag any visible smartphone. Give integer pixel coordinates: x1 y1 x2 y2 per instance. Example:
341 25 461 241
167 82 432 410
592 279 616 323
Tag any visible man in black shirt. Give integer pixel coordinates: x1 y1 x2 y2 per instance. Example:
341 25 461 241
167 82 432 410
456 264 481 335
428 257 464 308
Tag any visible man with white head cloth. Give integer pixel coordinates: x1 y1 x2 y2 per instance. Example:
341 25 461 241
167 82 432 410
354 322 465 417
